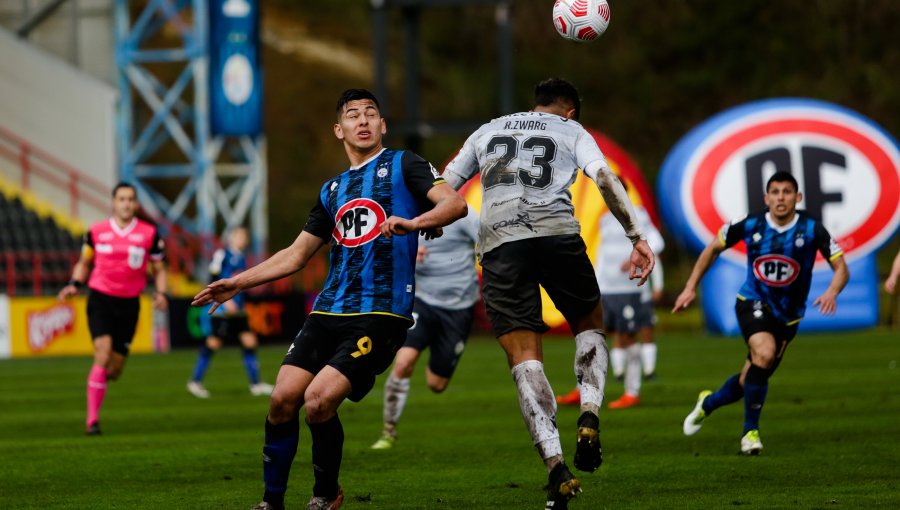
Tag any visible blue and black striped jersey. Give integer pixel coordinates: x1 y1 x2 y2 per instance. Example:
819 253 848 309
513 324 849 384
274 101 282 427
720 211 843 324
303 148 445 321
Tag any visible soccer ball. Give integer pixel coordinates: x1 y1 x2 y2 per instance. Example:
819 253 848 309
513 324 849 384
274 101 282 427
552 0 611 43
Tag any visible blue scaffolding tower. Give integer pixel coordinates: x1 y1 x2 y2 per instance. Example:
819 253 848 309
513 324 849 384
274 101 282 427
113 0 267 273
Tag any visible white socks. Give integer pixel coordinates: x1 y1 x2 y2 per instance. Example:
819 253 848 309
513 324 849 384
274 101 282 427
511 360 562 461
382 375 410 436
641 342 657 376
610 347 626 379
574 329 609 416
624 344 642 397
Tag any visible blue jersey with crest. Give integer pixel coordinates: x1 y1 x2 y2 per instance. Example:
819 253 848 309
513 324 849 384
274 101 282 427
720 211 843 324
303 148 444 321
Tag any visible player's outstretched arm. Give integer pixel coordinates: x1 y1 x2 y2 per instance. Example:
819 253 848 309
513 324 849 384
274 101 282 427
813 255 849 315
380 183 467 238
672 239 726 313
192 231 325 313
885 249 900 294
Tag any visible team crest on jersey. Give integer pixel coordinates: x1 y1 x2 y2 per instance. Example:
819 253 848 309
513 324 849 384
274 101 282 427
332 198 387 247
752 254 800 287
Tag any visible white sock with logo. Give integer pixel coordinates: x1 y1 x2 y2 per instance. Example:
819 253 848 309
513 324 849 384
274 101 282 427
624 344 642 397
382 375 410 436
574 329 609 416
511 360 562 461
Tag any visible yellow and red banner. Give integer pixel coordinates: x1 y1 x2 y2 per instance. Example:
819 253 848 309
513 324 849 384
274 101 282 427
0 295 155 358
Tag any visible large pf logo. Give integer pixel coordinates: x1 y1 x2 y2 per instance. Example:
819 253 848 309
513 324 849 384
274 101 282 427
752 254 800 287
659 98 900 334
661 98 900 265
332 198 386 247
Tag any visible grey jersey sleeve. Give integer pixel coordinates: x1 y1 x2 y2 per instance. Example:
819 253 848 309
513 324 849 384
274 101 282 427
442 130 482 190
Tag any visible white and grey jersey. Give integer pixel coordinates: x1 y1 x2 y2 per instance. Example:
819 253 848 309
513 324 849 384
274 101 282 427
415 206 481 310
595 206 665 295
444 111 608 257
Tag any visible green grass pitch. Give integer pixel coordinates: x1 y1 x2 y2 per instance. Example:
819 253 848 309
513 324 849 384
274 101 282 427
1 329 898 509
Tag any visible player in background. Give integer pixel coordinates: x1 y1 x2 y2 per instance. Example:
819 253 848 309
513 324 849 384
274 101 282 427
187 227 275 399
637 258 664 381
371 206 480 450
193 89 467 510
674 171 848 455
58 182 168 435
557 203 664 409
884 247 900 294
443 78 654 510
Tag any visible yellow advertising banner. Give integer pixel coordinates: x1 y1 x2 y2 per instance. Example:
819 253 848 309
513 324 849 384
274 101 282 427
7 295 155 358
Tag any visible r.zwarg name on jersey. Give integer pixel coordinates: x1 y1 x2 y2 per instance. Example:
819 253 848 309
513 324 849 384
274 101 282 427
443 111 608 257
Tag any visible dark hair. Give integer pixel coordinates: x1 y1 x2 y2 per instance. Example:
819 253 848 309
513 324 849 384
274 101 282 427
766 171 799 193
336 89 380 117
112 181 136 197
534 78 581 120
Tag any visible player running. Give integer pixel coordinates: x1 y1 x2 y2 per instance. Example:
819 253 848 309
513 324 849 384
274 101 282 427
371 206 480 450
443 78 655 509
674 171 849 455
187 227 275 399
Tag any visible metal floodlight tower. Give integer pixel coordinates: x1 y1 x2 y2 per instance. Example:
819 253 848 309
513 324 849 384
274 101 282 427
114 0 267 273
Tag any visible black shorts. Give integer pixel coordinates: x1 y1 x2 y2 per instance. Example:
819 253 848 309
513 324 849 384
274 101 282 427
209 315 251 343
480 234 600 337
282 313 410 402
404 298 475 379
735 299 799 367
87 289 140 356
601 293 653 334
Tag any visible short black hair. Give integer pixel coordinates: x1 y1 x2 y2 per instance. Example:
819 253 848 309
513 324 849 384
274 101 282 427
766 171 799 193
112 181 136 197
336 89 381 117
534 78 581 120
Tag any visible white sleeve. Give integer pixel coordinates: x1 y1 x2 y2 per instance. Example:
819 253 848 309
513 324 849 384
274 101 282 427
442 131 481 191
574 128 607 170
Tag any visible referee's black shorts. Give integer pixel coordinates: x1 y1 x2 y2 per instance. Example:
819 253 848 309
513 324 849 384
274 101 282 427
86 289 140 355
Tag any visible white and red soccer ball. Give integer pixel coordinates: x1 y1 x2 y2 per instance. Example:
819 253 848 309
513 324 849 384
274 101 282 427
553 0 611 43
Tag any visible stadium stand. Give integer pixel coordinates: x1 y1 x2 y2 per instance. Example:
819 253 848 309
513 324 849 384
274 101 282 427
0 190 81 296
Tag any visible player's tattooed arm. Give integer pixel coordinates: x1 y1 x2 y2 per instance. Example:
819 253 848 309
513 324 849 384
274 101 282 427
813 255 849 315
672 238 727 313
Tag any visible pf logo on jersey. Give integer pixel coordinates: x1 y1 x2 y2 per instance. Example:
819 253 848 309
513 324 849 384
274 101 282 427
332 198 387 247
752 254 800 287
